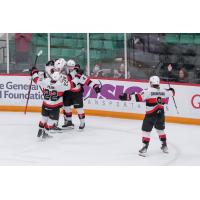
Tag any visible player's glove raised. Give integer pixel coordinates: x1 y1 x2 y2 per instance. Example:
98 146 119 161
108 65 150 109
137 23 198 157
30 66 39 76
46 60 55 66
93 84 101 93
74 64 84 75
166 87 175 96
119 93 131 101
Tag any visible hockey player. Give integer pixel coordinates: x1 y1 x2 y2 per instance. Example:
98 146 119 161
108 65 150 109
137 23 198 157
119 76 175 157
30 65 75 139
61 59 101 130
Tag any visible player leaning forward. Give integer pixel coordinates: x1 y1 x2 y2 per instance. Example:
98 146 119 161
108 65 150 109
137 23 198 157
30 66 77 139
119 76 175 156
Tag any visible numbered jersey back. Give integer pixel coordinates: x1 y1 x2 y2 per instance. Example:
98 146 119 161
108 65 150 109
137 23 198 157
38 78 71 108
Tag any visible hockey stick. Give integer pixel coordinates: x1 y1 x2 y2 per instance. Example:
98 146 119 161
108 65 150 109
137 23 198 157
24 50 43 114
84 80 103 101
167 74 179 114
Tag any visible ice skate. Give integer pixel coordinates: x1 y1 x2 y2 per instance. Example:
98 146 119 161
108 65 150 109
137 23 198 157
37 128 44 137
50 124 63 133
78 122 85 131
62 120 74 130
138 145 148 157
161 143 168 153
42 131 53 139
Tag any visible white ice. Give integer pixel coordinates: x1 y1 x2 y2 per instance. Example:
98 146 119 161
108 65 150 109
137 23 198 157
0 111 199 166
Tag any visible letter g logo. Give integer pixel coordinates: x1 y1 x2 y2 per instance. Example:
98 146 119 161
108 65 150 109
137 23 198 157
191 94 200 109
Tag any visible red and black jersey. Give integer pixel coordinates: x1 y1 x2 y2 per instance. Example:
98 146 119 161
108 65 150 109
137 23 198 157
131 87 175 115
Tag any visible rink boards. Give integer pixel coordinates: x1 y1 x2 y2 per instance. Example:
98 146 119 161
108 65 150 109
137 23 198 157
0 74 199 125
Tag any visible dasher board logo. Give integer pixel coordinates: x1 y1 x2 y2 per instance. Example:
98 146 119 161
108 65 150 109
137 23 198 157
0 81 43 100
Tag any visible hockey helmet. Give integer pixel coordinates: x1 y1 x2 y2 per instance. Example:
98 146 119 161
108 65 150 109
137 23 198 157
54 58 67 72
66 59 76 67
149 76 160 87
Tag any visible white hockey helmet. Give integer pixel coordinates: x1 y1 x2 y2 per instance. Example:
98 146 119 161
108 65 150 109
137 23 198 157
54 58 67 72
66 59 76 67
149 76 160 86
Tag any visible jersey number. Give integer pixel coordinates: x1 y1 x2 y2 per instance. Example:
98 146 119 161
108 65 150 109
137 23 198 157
44 89 59 101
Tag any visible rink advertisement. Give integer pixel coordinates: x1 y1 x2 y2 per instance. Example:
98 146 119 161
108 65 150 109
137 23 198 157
0 75 199 123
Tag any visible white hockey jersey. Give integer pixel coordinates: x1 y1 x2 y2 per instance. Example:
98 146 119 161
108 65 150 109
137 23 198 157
65 69 97 92
130 86 175 115
32 72 73 108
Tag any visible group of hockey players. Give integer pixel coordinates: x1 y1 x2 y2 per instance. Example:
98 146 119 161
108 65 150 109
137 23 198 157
31 58 101 139
30 59 175 157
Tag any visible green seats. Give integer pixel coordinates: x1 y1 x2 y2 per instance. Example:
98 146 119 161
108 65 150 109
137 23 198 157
51 48 61 57
103 40 115 49
165 34 179 44
90 40 103 49
36 37 47 46
64 39 77 48
180 34 194 44
77 39 85 48
32 36 37 45
51 33 64 38
65 33 86 39
32 36 47 46
117 33 124 40
103 33 114 40
103 50 116 59
194 34 200 44
51 38 64 46
74 49 83 57
90 50 102 60
61 48 75 58
90 33 104 40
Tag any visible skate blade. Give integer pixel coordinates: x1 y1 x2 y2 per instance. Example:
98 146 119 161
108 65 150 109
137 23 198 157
161 147 169 154
50 130 63 134
41 135 53 140
77 128 85 132
138 152 147 157
162 150 169 154
62 126 75 130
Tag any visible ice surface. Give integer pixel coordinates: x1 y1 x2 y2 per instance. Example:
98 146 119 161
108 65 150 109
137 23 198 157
0 112 199 166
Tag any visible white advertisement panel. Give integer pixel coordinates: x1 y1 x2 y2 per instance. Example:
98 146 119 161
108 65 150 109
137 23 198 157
0 75 199 119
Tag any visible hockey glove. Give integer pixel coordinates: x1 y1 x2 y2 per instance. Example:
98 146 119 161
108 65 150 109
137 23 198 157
119 93 131 101
166 87 175 96
76 68 84 75
73 64 84 75
30 67 39 76
93 84 101 93
46 60 55 66
74 64 81 69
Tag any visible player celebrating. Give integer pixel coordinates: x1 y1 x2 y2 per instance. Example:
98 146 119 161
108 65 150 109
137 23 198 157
61 59 101 130
30 65 75 139
119 76 175 157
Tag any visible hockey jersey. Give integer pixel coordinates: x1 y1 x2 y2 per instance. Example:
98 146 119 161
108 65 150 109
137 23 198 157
130 86 175 115
65 69 97 92
32 72 73 108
